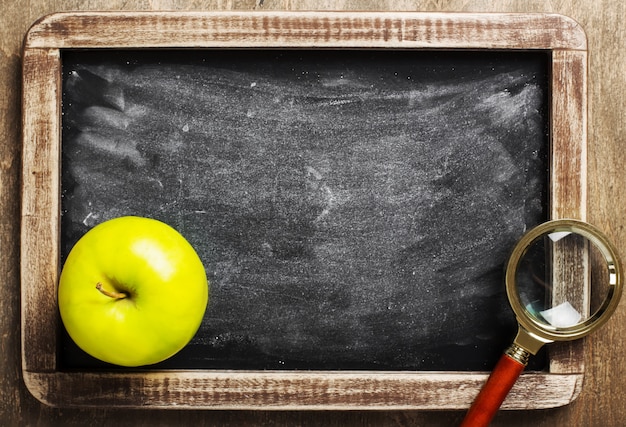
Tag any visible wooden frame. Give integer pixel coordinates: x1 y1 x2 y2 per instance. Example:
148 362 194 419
21 11 587 409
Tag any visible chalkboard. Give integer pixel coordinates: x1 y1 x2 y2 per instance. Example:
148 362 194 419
59 49 550 372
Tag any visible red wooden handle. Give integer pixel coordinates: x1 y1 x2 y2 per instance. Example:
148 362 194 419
460 353 525 427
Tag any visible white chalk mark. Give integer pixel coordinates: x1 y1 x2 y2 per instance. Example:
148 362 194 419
82 212 97 226
77 131 146 168
327 99 356 106
305 166 336 223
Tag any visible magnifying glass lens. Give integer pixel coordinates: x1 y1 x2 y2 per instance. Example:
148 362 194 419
514 228 614 331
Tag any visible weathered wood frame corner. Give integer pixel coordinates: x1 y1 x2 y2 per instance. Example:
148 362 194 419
21 11 587 409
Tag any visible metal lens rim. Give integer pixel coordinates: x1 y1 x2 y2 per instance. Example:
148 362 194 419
505 219 623 342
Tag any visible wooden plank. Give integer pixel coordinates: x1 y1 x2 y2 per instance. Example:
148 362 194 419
24 11 587 50
21 47 61 374
551 49 588 221
25 371 582 410
548 49 588 376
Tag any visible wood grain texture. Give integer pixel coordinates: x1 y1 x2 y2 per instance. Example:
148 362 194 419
22 371 582 410
3 1 626 426
23 11 586 49
21 47 61 375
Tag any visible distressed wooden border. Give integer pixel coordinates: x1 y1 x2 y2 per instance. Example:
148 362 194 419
21 11 587 409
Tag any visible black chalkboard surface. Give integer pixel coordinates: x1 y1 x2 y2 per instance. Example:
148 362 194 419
60 49 549 371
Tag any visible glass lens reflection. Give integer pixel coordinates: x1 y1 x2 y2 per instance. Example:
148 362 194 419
514 231 610 329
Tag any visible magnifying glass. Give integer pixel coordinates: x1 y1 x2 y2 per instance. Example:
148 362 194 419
461 219 623 427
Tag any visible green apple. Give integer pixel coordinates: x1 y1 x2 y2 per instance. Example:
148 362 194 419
58 216 208 367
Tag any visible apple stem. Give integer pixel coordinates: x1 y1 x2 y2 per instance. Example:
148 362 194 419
96 282 128 300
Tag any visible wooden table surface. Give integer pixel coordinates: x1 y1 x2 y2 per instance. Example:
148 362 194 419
2 1 625 425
